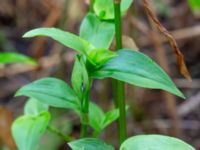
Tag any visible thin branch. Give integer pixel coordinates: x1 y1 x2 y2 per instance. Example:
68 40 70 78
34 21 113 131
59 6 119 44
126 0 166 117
142 0 192 81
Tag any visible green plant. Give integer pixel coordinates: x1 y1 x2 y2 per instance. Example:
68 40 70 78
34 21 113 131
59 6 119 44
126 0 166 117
11 0 195 150
188 0 200 16
0 52 36 65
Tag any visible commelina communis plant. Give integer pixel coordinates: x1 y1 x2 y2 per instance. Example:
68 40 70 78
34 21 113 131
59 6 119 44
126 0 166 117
8 0 196 150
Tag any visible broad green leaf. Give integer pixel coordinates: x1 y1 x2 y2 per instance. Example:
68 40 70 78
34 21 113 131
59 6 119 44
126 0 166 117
120 135 195 150
12 112 51 150
71 55 89 100
15 77 80 110
23 28 94 57
89 102 105 132
188 0 200 16
24 98 49 115
102 108 119 129
68 138 114 150
94 0 133 20
0 52 36 65
90 49 185 98
80 13 115 49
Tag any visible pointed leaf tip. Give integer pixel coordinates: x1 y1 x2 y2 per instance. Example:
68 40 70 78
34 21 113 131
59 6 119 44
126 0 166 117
90 49 185 99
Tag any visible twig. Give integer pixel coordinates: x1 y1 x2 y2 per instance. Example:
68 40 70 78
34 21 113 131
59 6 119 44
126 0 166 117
142 0 192 81
146 1 181 137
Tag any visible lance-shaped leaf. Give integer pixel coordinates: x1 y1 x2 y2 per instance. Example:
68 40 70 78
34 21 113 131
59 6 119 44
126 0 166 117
71 55 89 100
12 112 51 150
94 0 133 20
15 77 81 110
23 28 116 67
80 13 115 49
120 135 195 150
0 52 36 65
23 28 94 57
24 98 49 115
89 102 120 134
68 138 114 150
90 49 185 98
102 108 120 129
89 102 105 132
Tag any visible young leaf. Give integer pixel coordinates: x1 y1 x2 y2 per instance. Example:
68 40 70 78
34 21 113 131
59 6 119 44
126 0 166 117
12 112 51 150
80 13 115 49
89 102 121 134
102 108 120 129
89 102 105 132
71 55 89 100
15 77 81 110
93 0 133 20
88 48 117 67
0 52 36 65
23 28 94 57
90 49 185 98
120 135 195 150
68 138 114 150
24 98 49 115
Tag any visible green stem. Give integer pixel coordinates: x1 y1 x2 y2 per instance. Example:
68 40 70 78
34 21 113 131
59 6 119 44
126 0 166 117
90 0 94 12
80 111 89 137
47 125 74 141
113 0 127 144
80 79 92 137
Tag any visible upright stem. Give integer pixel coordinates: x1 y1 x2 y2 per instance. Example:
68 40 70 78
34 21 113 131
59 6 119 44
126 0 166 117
80 0 94 138
80 92 89 137
90 0 94 12
113 0 127 144
80 79 92 137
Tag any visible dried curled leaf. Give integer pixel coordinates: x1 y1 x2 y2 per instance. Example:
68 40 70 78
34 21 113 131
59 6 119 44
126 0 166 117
142 0 192 81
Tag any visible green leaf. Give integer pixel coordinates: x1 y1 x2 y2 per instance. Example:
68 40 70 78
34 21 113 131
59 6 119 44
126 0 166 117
23 28 115 67
188 0 200 16
88 48 117 67
120 135 195 150
80 13 115 49
94 0 133 20
89 102 105 132
15 77 80 110
12 112 51 150
24 98 49 115
102 108 119 129
0 52 36 65
23 28 94 57
90 49 185 98
68 138 114 150
71 55 89 100
89 102 120 134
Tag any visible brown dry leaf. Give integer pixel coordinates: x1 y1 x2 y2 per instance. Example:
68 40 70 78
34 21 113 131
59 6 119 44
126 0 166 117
0 107 16 150
142 0 192 81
